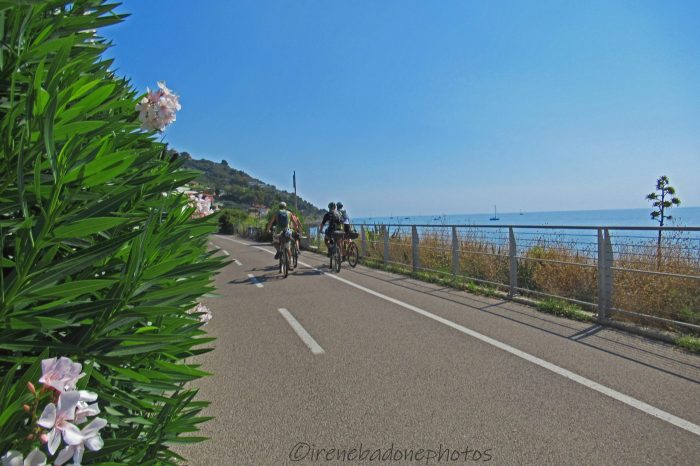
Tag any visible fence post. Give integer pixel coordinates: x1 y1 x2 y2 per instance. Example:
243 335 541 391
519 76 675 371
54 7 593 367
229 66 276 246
597 228 613 322
412 226 419 272
604 229 614 316
509 227 517 298
383 225 389 265
451 226 459 277
360 225 367 257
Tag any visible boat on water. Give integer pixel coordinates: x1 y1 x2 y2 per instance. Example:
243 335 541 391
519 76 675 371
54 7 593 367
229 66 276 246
489 205 499 221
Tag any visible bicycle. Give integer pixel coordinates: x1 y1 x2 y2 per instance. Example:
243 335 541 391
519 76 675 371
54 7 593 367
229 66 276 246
341 232 359 268
275 229 293 278
329 230 344 273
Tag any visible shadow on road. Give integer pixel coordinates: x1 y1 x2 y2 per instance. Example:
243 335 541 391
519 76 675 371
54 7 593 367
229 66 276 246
303 255 700 384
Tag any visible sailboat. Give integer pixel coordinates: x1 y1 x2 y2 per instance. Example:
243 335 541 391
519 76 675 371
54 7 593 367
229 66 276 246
489 205 499 221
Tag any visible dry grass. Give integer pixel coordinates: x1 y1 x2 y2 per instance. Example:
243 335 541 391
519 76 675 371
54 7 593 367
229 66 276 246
307 225 699 334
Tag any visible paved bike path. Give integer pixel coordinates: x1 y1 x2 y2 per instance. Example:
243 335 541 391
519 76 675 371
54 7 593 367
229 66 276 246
178 235 700 465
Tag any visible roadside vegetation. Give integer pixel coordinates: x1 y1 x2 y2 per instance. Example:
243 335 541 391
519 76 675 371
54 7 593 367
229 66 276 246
1 2 222 464
292 226 700 345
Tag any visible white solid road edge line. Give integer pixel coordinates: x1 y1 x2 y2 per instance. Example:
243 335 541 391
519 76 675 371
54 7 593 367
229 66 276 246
247 274 263 288
292 258 700 438
278 308 325 355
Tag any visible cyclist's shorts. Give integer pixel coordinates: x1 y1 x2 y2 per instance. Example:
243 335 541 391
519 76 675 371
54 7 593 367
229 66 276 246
343 224 351 235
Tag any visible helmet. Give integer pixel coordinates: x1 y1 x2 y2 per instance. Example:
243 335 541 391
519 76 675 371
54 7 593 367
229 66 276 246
328 202 336 210
337 202 343 209
279 201 287 208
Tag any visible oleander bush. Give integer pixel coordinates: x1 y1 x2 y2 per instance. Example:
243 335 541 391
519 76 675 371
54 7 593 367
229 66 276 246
1 1 223 464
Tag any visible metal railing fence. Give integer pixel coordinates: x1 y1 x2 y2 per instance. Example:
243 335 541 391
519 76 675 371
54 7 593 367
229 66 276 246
344 223 700 333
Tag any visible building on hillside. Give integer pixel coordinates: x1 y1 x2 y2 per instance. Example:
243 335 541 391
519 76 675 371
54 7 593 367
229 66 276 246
248 204 269 218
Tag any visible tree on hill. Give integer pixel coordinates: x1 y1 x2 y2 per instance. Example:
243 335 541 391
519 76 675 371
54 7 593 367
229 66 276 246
181 156 325 221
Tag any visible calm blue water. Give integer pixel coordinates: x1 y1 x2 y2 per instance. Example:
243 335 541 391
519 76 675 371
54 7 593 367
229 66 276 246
355 207 700 228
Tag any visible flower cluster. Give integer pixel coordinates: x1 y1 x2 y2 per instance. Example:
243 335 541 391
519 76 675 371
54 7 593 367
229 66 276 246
189 194 214 218
135 81 181 131
1 357 107 466
188 302 212 325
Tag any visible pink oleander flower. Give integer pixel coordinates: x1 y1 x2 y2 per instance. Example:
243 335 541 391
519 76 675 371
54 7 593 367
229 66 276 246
54 418 108 466
37 391 82 455
135 81 181 131
39 357 84 392
1 448 47 466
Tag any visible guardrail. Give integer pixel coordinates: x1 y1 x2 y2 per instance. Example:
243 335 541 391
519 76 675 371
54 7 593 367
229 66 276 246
306 223 700 334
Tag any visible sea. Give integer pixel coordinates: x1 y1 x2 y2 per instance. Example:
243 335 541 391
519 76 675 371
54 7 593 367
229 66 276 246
354 207 700 228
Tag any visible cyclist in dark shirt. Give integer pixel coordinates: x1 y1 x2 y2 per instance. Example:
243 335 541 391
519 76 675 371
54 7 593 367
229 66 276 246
319 202 342 257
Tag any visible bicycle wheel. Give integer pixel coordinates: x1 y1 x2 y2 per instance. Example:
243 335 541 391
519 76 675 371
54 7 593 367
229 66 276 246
333 245 341 273
292 243 298 269
329 244 334 269
281 246 289 278
347 242 359 268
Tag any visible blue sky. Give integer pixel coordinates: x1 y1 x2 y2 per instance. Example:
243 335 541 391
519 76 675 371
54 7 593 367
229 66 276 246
103 0 699 217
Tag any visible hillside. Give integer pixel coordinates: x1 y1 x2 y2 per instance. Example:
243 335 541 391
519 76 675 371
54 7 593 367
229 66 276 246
176 152 325 220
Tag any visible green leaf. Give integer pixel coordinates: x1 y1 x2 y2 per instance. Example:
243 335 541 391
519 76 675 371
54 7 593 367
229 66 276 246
53 217 127 239
53 120 107 140
34 86 49 115
30 279 116 298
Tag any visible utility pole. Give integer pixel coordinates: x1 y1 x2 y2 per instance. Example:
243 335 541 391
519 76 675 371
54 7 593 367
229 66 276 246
293 171 298 213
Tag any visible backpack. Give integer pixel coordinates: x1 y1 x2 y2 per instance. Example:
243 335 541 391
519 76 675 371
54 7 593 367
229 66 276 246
331 210 342 227
276 209 289 228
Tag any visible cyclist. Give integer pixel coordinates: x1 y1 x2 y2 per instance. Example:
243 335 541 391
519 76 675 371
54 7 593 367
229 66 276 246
266 202 300 265
288 209 303 256
336 201 352 259
319 202 343 257
337 201 351 236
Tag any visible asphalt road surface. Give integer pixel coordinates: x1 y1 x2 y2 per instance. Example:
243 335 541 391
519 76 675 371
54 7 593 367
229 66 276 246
176 234 700 466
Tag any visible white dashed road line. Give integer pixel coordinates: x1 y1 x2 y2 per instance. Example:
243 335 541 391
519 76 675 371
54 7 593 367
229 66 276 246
247 274 263 288
239 242 700 437
278 308 325 355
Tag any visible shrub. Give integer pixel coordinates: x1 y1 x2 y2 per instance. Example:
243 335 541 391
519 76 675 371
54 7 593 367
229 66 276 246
1 1 223 464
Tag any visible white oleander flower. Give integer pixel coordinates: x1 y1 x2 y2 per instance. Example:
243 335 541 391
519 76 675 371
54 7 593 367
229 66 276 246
1 448 47 466
37 391 82 455
54 418 108 466
39 357 85 392
188 302 213 324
